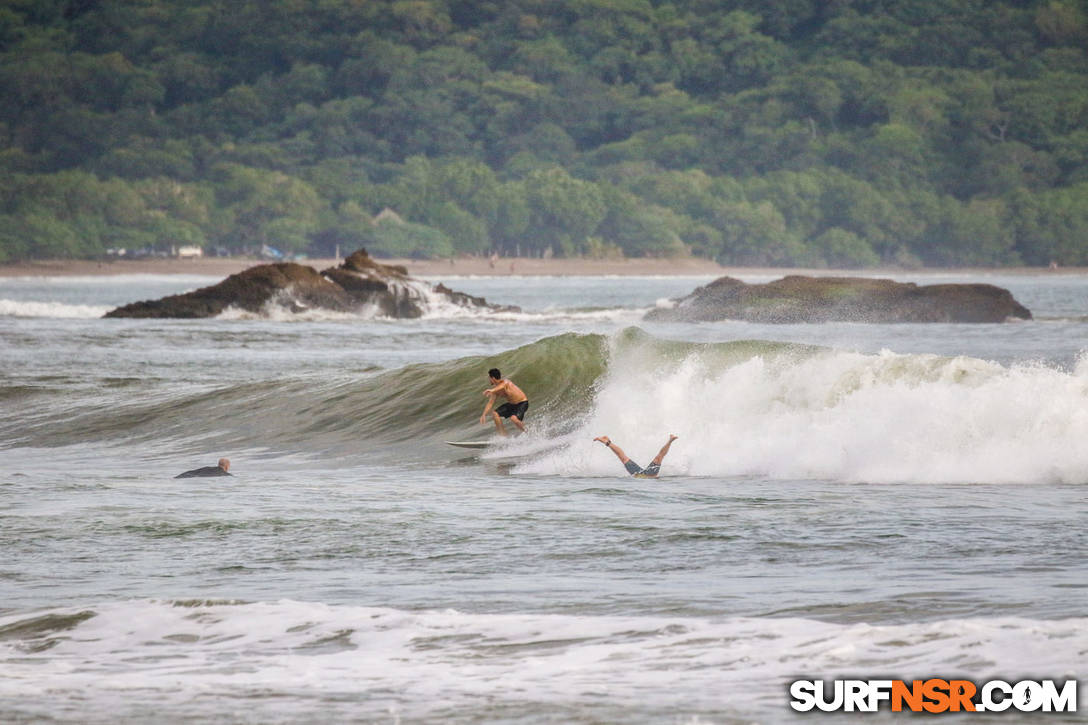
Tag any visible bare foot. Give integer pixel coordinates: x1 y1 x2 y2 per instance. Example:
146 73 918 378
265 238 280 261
668 434 678 442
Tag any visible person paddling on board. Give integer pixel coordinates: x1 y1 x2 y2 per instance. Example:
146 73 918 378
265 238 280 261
175 458 232 479
480 368 528 436
594 435 677 478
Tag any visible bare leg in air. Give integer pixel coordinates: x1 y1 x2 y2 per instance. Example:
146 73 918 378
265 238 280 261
650 434 679 466
593 435 631 465
593 434 678 478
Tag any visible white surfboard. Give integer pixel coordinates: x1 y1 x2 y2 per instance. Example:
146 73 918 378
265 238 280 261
446 441 491 449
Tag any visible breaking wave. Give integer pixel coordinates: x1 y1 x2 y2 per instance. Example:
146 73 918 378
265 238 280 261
6 327 1088 483
0 599 1083 722
0 298 111 318
513 329 1088 484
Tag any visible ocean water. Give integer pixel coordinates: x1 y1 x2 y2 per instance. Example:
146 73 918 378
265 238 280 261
1 270 1087 724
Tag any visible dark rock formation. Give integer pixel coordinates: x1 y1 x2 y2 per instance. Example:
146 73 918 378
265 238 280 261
644 275 1033 323
103 262 351 318
105 249 518 319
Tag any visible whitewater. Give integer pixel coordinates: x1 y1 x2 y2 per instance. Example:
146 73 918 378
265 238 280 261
2 271 1086 723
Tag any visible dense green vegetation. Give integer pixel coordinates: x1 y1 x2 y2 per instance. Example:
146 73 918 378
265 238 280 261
1 0 1087 266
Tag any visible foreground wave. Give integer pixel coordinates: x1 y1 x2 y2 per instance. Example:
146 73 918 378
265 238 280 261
0 599 1082 723
6 328 1088 483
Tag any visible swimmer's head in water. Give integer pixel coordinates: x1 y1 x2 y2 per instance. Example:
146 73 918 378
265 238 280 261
218 458 230 471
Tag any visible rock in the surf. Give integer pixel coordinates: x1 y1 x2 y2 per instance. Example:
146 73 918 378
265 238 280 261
320 250 514 318
644 275 1032 323
104 249 518 319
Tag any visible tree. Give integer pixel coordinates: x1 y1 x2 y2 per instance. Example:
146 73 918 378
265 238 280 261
857 123 933 185
712 199 801 265
1035 1 1087 45
493 122 577 167
335 34 416 96
810 227 879 268
432 158 500 215
786 74 843 130
366 218 453 258
506 36 579 84
94 138 197 180
211 164 326 252
1049 129 1088 182
2 0 1088 266
915 196 1017 266
390 1 453 44
11 213 83 259
967 141 1060 196
522 167 607 255
1009 184 1088 265
424 200 489 253
817 171 916 261
746 169 825 239
597 184 685 256
489 180 531 253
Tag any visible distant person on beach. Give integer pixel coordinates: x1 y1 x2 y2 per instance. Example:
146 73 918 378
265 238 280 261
594 435 677 478
175 458 232 479
480 368 528 436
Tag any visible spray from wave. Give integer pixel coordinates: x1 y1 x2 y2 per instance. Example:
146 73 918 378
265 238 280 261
513 328 1088 484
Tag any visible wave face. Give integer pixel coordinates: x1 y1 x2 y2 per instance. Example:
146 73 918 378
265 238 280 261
8 327 1088 483
2 332 609 459
0 600 1083 723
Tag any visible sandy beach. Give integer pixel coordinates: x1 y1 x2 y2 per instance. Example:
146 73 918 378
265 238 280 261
0 255 732 278
0 254 1076 279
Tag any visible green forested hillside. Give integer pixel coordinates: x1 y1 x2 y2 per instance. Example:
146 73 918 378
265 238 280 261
2 0 1087 266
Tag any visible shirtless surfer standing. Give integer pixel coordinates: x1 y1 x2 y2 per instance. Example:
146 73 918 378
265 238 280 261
480 368 528 435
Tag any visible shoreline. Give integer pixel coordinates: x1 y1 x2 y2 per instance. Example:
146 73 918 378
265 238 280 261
0 255 732 278
0 255 1081 279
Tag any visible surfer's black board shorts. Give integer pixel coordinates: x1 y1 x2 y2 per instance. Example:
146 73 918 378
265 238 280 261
495 400 529 420
624 460 660 478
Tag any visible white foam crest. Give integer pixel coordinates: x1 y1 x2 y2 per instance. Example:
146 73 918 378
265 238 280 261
214 281 645 323
216 301 368 322
402 277 646 323
387 277 457 318
0 600 1083 717
0 298 111 318
469 306 648 324
413 280 639 322
520 342 1088 484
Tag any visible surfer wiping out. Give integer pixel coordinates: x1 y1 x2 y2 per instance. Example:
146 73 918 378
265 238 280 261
594 435 678 478
480 368 528 436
